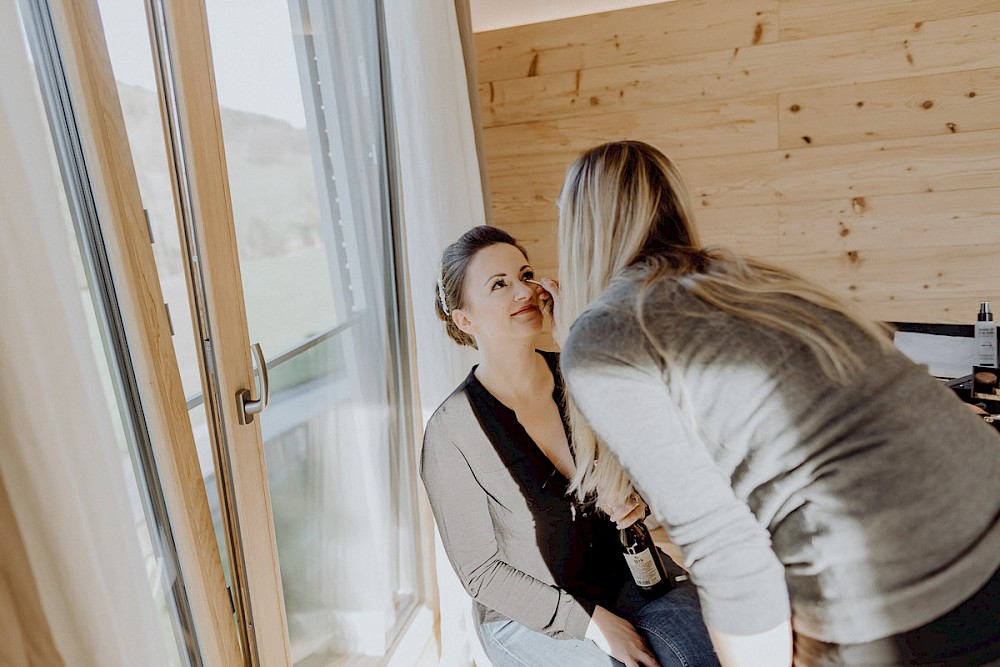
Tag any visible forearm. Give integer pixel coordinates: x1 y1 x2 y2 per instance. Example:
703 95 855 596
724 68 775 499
422 427 593 638
462 557 594 638
708 620 793 667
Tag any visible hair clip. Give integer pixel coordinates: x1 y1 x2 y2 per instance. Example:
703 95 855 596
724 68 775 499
437 275 449 315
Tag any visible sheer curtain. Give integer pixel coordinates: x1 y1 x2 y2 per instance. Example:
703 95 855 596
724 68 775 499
0 2 167 664
383 1 489 665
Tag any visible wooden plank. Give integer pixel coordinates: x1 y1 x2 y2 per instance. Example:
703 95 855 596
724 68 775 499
475 0 778 83
487 129 1000 221
695 204 781 257
686 128 1000 207
48 1 244 665
779 0 1000 42
778 68 1000 148
483 95 777 177
775 244 1000 323
498 218 558 267
777 188 1000 255
479 12 1000 127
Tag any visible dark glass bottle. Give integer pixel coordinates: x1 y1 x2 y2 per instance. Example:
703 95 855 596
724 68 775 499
620 519 673 598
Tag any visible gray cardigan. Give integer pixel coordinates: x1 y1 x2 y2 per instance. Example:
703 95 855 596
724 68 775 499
421 360 632 640
561 271 1000 644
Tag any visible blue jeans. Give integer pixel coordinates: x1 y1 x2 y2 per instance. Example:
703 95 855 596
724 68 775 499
478 578 720 667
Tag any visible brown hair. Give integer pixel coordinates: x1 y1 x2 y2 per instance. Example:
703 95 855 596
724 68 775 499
435 225 529 348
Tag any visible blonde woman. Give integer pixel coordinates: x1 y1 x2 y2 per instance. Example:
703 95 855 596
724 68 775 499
550 141 1000 666
421 225 720 667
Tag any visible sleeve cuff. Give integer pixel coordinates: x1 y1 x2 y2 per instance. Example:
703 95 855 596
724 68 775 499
697 570 792 636
550 590 596 639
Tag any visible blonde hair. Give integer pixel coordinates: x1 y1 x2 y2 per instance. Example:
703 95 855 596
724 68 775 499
557 141 894 507
435 225 529 349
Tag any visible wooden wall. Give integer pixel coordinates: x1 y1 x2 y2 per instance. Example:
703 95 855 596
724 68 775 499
474 0 1000 324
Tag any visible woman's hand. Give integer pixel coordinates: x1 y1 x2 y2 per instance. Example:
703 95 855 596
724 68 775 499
585 605 661 667
604 491 648 529
528 277 562 345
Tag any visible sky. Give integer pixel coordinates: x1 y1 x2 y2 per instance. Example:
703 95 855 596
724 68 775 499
97 0 307 128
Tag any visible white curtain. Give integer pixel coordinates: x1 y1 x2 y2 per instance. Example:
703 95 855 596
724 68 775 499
0 3 168 664
383 1 488 665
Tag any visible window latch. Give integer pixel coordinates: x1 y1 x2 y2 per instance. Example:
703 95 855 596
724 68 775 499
237 343 269 425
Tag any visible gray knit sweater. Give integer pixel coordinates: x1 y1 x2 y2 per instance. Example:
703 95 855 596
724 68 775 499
561 271 1000 644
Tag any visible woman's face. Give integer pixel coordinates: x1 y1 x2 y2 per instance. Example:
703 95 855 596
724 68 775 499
453 243 544 344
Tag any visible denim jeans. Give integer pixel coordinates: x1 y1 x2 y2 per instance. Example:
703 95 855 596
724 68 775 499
478 577 720 667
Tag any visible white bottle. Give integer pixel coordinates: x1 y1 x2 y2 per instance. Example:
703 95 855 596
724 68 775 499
975 301 997 367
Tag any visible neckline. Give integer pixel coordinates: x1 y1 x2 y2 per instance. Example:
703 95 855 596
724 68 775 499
466 350 561 414
464 350 571 481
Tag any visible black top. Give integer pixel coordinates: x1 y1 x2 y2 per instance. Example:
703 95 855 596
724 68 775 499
461 350 633 611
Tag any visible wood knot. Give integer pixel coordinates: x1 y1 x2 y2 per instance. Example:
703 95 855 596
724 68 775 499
851 197 867 214
946 122 957 133
801 135 812 144
921 100 934 109
789 104 801 113
752 23 764 45
856 101 864 108
527 52 539 77
847 250 860 264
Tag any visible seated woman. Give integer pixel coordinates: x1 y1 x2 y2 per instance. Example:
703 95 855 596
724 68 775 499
421 225 720 667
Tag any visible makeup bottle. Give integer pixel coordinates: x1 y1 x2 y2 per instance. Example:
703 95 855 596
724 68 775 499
975 301 997 367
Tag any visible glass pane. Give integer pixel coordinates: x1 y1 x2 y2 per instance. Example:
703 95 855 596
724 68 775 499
97 0 206 400
15 1 193 663
96 0 232 591
202 0 421 662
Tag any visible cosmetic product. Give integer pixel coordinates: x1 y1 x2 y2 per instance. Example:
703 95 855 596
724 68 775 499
975 302 997 367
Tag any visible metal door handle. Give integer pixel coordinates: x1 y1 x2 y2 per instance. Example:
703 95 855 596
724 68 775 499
237 343 269 425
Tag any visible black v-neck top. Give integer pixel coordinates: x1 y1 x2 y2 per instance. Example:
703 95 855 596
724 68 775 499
424 350 632 636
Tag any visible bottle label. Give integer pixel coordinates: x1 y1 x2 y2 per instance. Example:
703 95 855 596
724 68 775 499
975 322 997 366
623 549 662 588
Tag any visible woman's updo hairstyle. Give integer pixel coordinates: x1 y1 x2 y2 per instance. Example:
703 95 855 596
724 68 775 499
435 225 529 349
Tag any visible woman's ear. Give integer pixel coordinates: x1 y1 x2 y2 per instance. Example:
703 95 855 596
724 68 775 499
452 309 476 336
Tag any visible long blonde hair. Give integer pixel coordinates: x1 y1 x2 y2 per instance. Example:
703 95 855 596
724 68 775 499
557 141 893 506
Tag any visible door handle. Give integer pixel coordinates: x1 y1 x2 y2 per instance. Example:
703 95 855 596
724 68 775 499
237 342 269 425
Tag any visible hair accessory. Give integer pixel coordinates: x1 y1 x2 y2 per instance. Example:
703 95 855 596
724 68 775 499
437 274 450 315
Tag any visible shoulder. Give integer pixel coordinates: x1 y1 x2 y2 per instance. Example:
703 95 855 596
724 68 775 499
420 387 476 483
562 275 664 370
424 384 475 448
